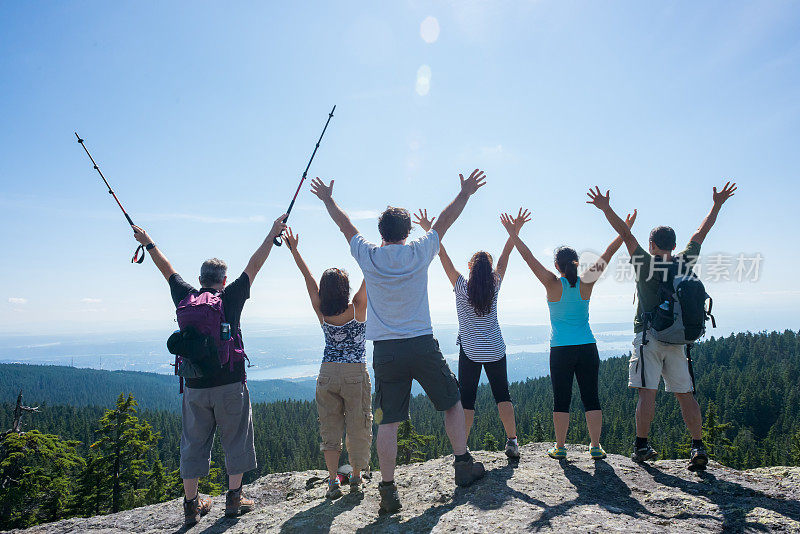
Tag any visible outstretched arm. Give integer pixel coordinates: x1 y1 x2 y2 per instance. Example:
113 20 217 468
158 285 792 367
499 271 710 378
586 187 640 255
431 169 486 240
690 181 737 245
496 208 531 280
283 228 323 322
499 212 560 297
413 209 460 286
243 214 288 285
310 178 359 244
583 210 637 284
133 225 177 281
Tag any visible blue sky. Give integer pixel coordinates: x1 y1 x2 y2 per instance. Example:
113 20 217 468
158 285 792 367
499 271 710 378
1 1 799 335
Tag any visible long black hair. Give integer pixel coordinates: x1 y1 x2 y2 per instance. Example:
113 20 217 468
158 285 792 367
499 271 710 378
467 251 497 317
555 246 579 287
319 268 350 317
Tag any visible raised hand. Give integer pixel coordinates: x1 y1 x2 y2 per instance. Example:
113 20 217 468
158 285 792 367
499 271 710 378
131 225 152 245
310 177 334 202
459 169 487 196
625 209 637 229
284 227 299 250
586 186 611 211
500 212 518 236
270 213 288 239
513 208 532 233
412 209 435 232
713 181 737 206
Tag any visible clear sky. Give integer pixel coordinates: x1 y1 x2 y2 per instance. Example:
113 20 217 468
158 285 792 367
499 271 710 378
1 1 799 336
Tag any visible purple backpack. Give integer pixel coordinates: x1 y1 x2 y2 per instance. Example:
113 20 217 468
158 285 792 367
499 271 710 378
175 291 247 387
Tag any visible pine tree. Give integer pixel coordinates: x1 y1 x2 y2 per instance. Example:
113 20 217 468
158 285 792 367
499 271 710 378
145 457 167 504
396 420 434 464
791 428 800 467
0 430 84 529
702 402 734 461
90 394 159 513
482 432 498 451
69 455 105 517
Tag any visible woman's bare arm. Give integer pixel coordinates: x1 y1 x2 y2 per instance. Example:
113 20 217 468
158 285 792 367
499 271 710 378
283 228 323 323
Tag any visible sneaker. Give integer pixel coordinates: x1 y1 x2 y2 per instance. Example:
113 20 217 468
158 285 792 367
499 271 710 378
183 495 211 526
325 478 343 499
349 474 363 493
453 454 486 487
378 481 402 514
547 446 567 459
631 444 658 463
505 438 521 460
589 445 607 460
225 487 254 517
689 446 709 472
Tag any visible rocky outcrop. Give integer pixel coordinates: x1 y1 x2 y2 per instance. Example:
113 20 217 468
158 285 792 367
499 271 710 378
12 443 800 533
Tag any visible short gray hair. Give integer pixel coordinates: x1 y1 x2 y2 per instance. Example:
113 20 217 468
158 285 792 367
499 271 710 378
200 258 227 287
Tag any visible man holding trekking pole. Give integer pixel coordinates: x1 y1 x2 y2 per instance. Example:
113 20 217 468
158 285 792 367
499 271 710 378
132 214 286 526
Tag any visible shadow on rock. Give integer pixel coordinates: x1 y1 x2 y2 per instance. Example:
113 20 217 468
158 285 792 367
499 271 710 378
278 492 364 534
641 463 800 532
472 461 548 512
530 460 662 531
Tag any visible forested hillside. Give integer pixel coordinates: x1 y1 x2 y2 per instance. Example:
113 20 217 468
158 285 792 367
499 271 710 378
2 330 799 529
0 364 315 410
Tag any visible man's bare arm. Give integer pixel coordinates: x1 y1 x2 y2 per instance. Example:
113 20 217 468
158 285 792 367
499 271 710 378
310 177 359 244
586 187 640 255
431 169 486 240
243 214 288 284
132 225 176 281
691 181 737 245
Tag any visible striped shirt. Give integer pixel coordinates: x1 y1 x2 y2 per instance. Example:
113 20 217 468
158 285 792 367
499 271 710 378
455 274 506 363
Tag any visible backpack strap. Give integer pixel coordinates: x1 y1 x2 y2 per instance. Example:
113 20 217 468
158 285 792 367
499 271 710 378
639 316 650 389
706 297 717 328
686 344 696 393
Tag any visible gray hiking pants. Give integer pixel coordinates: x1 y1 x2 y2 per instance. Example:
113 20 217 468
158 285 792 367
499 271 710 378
180 381 257 479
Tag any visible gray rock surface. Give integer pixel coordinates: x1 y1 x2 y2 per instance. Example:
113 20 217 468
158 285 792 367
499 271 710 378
11 443 800 533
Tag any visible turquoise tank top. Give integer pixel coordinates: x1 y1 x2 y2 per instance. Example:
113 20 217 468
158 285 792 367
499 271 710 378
547 277 596 347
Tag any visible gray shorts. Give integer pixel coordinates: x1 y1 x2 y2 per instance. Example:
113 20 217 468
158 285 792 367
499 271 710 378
373 334 460 425
180 381 257 479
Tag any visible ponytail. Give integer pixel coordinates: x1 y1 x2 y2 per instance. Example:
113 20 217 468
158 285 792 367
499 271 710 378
555 247 580 287
467 251 497 316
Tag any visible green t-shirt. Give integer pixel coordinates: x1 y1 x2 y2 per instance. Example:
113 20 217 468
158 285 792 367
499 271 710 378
631 241 701 333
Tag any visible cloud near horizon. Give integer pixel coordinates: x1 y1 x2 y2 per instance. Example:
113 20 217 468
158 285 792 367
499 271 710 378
8 297 27 305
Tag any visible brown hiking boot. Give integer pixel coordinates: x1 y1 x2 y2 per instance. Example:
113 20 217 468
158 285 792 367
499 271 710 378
225 487 254 517
454 454 486 487
378 481 402 514
183 495 211 526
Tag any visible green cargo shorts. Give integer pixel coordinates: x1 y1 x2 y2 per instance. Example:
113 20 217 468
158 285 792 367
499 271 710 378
372 334 460 425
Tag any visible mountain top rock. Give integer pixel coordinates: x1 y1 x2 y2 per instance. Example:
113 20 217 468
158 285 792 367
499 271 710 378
13 443 800 533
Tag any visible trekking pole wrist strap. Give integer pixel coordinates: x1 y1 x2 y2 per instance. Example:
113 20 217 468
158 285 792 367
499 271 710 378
145 242 156 250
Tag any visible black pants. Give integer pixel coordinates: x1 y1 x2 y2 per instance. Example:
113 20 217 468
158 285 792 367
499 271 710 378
458 347 512 410
550 343 601 413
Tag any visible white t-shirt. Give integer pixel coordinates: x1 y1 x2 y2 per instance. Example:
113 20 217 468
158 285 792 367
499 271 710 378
350 229 440 341
455 274 506 362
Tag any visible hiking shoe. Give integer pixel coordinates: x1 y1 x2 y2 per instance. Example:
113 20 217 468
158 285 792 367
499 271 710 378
505 438 521 460
183 495 211 526
547 446 567 459
378 481 402 514
225 487 254 517
589 445 607 460
325 478 343 499
689 446 709 472
631 444 658 463
454 454 486 487
349 474 363 493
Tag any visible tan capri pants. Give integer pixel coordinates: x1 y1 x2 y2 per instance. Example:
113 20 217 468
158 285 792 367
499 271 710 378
316 362 373 471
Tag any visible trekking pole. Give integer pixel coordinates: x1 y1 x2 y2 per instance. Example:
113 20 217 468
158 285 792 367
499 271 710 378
74 132 146 264
273 105 336 247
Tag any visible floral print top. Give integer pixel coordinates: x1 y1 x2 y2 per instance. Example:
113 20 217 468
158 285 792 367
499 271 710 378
321 319 367 363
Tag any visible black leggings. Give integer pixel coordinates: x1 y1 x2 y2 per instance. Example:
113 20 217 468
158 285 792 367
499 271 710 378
458 347 512 410
550 343 601 413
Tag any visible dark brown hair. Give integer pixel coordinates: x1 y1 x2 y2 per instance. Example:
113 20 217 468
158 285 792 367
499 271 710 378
649 226 677 251
378 207 412 243
319 268 350 317
555 246 579 287
467 251 497 316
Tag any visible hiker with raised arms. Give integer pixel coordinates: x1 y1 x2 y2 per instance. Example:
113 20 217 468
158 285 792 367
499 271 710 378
499 208 636 461
587 182 736 471
282 227 372 500
311 169 487 514
132 214 286 526
412 207 527 460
